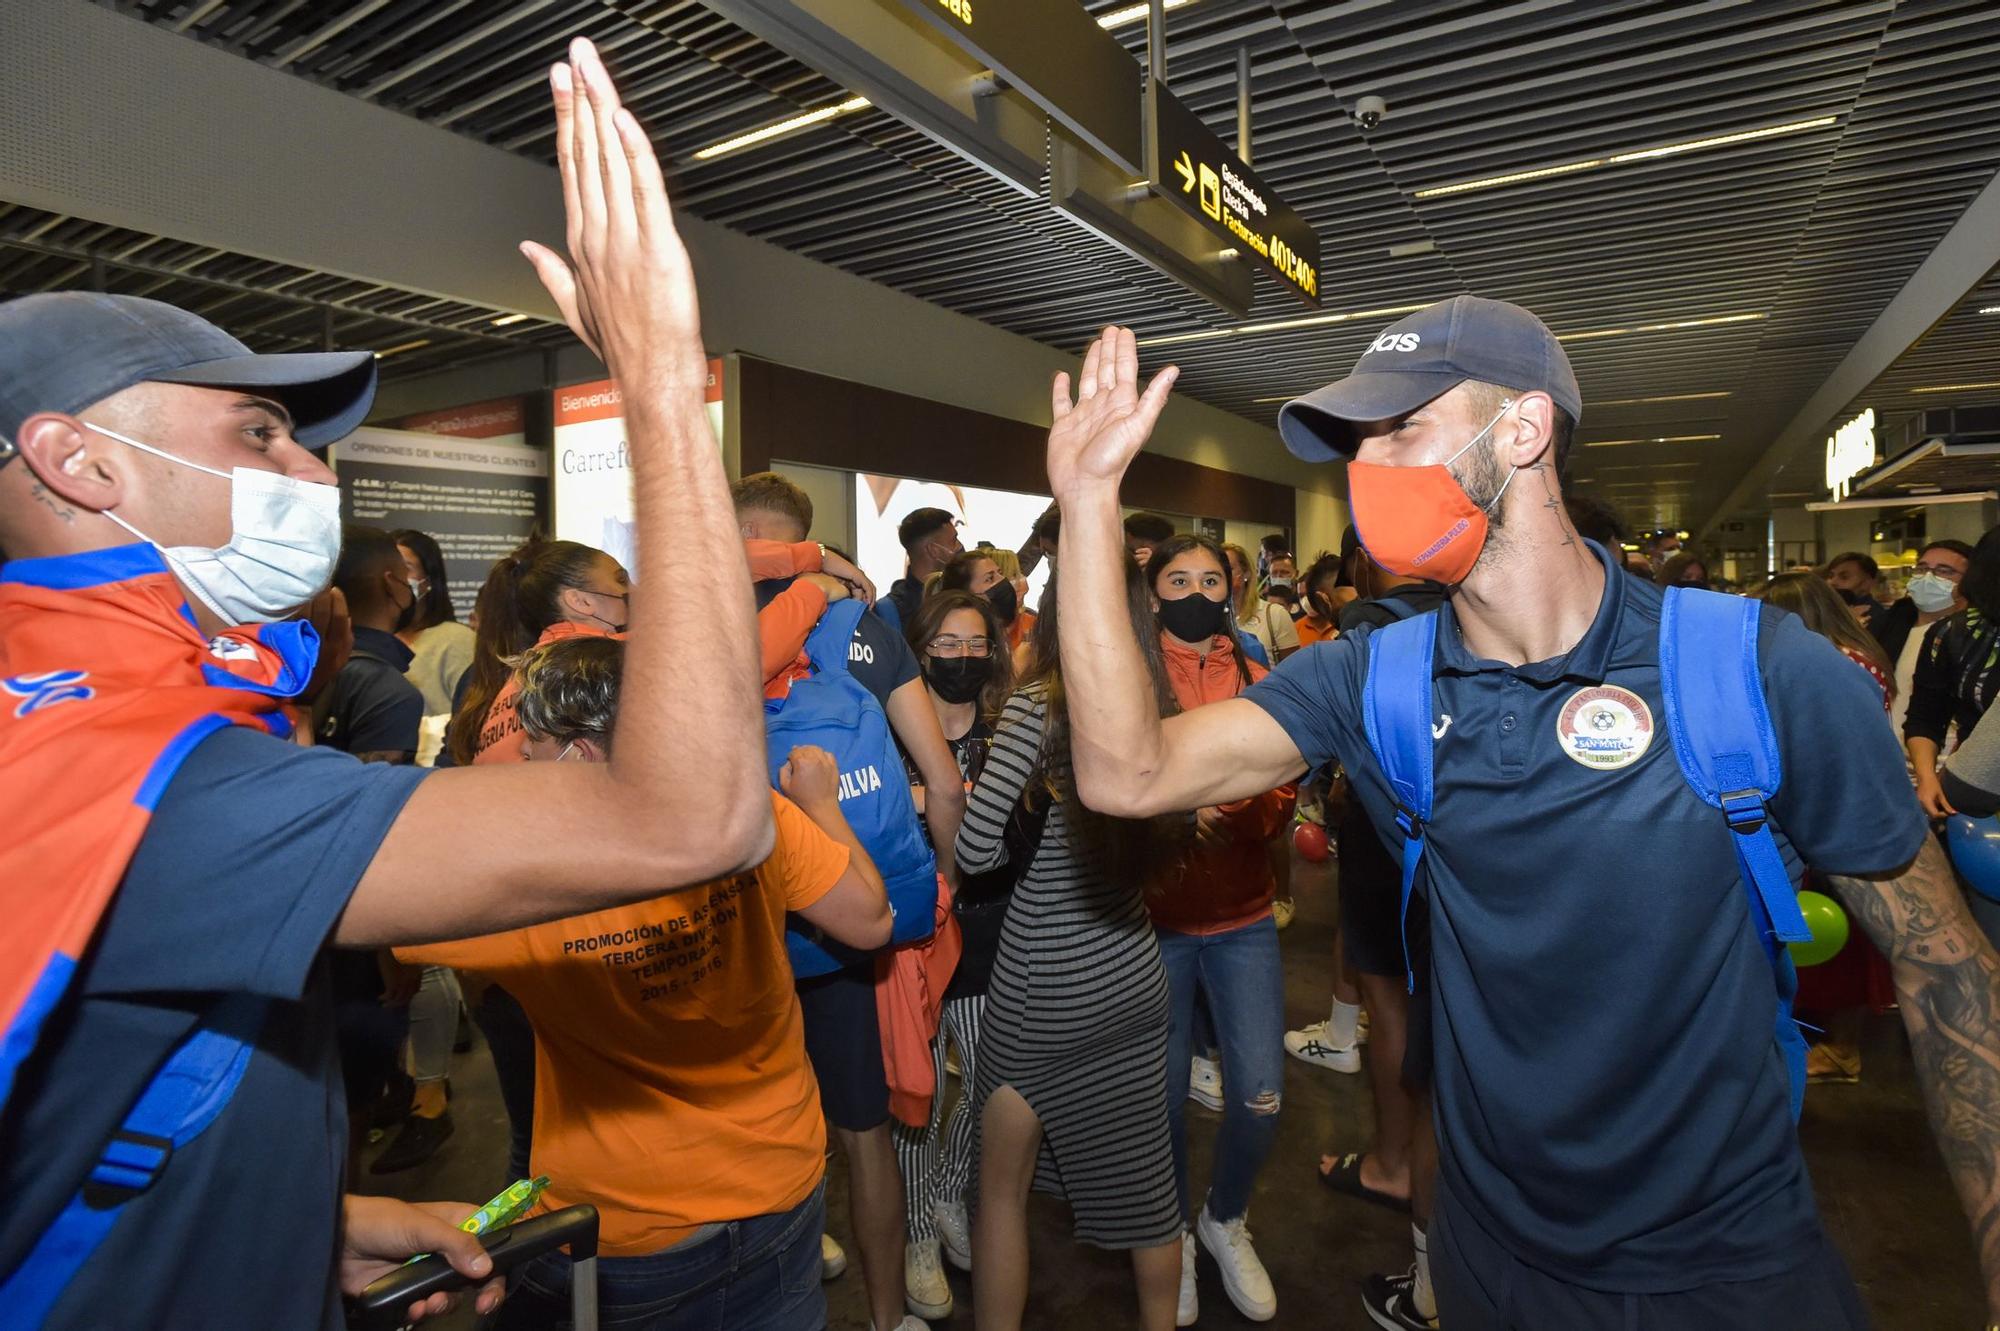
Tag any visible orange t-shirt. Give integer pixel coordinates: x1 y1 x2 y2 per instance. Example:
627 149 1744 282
1295 615 1337 647
399 793 848 1256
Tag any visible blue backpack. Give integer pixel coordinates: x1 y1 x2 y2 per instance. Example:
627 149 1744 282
766 599 938 978
1359 586 1816 1119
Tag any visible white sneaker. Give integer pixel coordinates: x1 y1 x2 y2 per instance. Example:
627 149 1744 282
871 1319 930 1331
821 1231 847 1281
1177 1230 1199 1327
1188 1054 1224 1111
1284 1020 1360 1073
1196 1206 1276 1321
905 1238 953 1320
933 1198 973 1272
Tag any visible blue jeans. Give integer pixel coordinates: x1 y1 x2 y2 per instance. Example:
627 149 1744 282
1159 916 1286 1224
494 1180 827 1331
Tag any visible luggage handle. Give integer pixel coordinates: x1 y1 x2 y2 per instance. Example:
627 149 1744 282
348 1204 599 1330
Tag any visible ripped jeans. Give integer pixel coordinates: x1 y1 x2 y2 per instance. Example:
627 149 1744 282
1158 915 1286 1224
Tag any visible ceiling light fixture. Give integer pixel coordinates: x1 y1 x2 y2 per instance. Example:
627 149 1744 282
1581 433 1723 448
1912 381 2000 394
491 313 529 327
692 95 871 162
1413 116 1837 199
1137 302 1434 349
373 338 432 359
1592 390 1733 406
1981 306 2000 315
1098 0 1194 29
1557 313 1765 342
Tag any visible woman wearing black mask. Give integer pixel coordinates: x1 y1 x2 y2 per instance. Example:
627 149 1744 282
1142 534 1296 1324
941 548 1023 634
895 589 1016 1301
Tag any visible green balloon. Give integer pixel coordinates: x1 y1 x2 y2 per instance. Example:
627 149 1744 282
1787 890 1850 968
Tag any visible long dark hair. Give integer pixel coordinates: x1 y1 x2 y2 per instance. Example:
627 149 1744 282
391 529 457 631
449 536 606 766
1018 560 1179 882
906 589 1015 720
1750 573 1896 702
1145 533 1252 690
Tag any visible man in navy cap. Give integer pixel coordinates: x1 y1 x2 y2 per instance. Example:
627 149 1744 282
0 40 777 1329
1037 303 2000 1328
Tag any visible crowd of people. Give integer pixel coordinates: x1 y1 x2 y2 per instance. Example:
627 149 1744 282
3 36 2000 1331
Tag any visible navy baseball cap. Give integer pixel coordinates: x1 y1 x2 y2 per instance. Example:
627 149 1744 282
1278 295 1583 461
0 292 378 464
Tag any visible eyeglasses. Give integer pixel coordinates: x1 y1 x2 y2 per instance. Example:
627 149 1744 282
1912 561 1965 581
927 636 994 658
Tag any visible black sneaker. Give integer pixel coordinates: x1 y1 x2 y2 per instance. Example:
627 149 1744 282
369 1110 455 1174
1362 1267 1437 1331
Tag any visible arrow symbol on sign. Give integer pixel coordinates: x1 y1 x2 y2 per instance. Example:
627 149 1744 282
1173 151 1195 193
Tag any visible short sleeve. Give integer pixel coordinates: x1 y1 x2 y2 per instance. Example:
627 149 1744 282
97 726 429 999
1241 633 1365 775
1761 609 1928 876
765 793 850 912
850 611 922 707
1269 604 1301 652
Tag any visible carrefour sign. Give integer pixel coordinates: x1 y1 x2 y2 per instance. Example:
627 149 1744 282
1825 408 1877 502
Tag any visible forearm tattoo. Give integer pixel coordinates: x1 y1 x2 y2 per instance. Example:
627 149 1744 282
1827 837 2000 1315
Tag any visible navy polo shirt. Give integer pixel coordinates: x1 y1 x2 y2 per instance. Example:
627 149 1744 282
1246 541 1925 1290
320 626 423 758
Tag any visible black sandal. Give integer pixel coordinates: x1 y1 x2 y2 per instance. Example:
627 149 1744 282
1317 1152 1413 1214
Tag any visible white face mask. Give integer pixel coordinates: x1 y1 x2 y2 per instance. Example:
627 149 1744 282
88 422 342 625
1908 572 1960 614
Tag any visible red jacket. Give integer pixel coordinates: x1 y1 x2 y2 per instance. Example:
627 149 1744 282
1147 633 1296 935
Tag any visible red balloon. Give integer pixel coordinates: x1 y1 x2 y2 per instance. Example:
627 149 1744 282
1293 821 1330 863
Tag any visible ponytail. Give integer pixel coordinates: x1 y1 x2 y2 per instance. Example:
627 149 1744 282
448 536 605 765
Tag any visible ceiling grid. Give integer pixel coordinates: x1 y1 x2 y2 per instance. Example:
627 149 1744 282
23 0 1996 530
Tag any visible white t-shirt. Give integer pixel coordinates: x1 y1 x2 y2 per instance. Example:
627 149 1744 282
1239 600 1300 658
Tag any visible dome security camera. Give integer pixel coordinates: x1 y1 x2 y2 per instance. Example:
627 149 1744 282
1355 95 1387 130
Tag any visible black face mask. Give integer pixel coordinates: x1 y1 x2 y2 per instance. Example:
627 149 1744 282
1157 592 1231 643
391 580 420 634
926 655 992 704
1835 586 1873 607
984 578 1019 624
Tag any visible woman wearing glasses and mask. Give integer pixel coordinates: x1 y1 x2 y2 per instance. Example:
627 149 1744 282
892 590 1020 1315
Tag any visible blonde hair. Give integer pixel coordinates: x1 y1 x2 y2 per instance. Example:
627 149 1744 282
1221 542 1256 618
988 548 1023 581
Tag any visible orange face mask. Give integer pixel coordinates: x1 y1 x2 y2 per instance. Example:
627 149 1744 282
1346 399 1515 587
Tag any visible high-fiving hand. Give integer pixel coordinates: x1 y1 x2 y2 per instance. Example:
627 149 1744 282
1046 326 1179 503
521 38 706 397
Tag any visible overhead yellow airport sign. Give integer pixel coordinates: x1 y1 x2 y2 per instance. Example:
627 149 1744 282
1147 82 1320 308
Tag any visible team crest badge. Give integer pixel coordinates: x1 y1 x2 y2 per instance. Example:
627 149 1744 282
1555 685 1653 771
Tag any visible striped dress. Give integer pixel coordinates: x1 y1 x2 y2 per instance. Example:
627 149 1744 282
958 685 1182 1250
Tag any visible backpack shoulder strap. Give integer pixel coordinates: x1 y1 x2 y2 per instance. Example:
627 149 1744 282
1658 588 1811 945
1359 611 1440 995
803 598 869 677
2 994 266 1325
1659 586 1812 1119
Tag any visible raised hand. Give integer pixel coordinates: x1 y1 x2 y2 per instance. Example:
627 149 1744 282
520 38 705 397
1046 325 1179 503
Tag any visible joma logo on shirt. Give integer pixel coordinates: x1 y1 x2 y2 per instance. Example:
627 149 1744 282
838 765 884 800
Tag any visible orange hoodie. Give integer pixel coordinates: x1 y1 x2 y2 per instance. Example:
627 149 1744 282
1147 633 1295 935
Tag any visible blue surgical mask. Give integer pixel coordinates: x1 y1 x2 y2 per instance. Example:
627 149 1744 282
91 423 342 624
